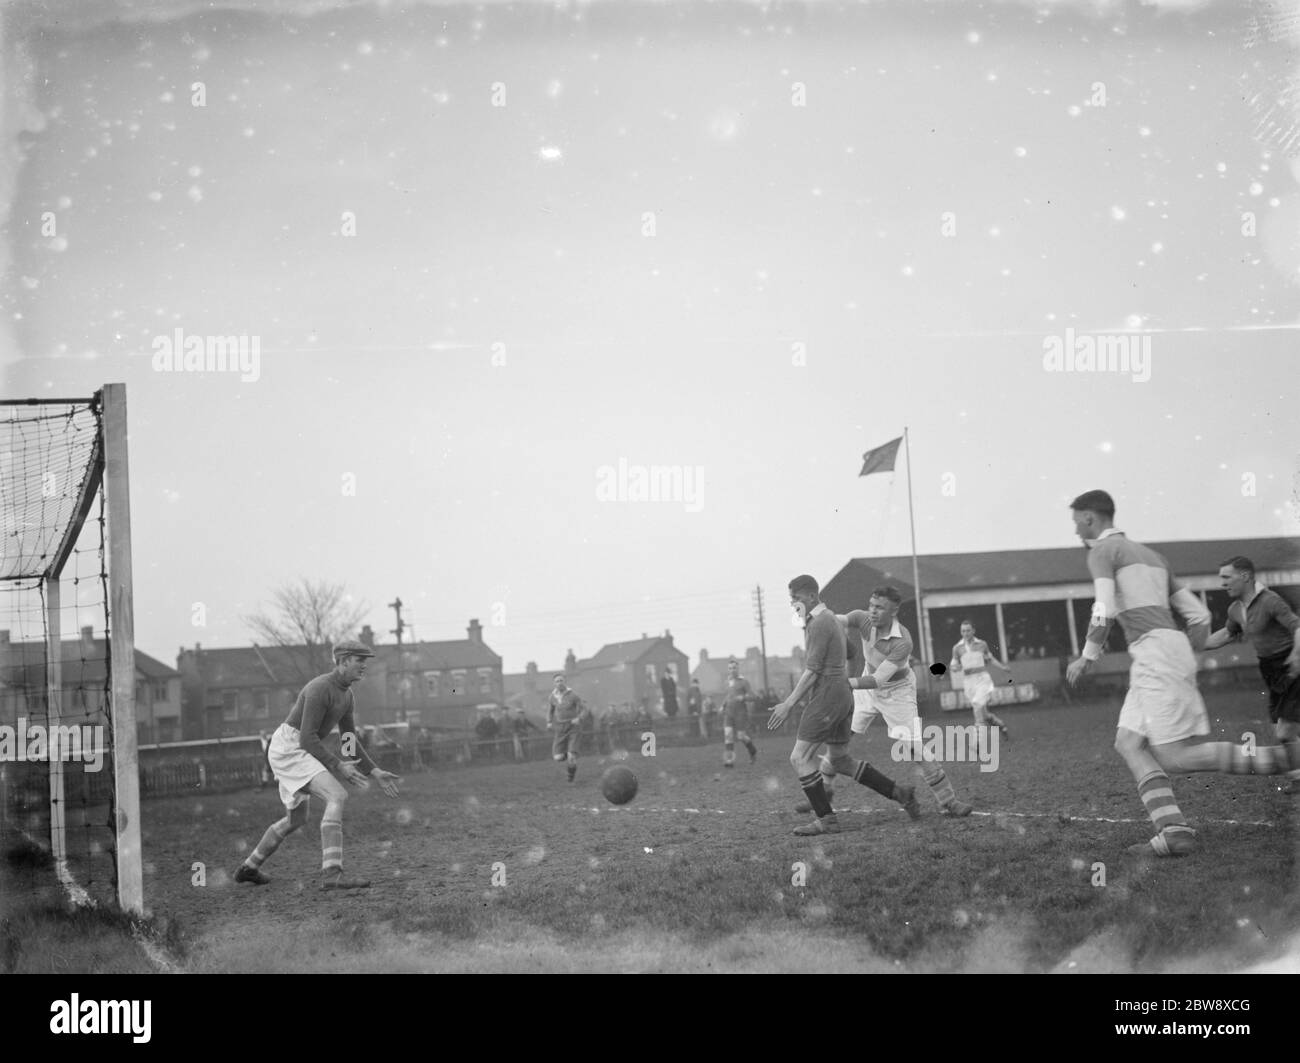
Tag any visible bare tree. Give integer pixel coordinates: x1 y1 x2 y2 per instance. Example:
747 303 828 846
245 579 369 687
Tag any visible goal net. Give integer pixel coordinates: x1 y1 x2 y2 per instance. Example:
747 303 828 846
0 386 142 915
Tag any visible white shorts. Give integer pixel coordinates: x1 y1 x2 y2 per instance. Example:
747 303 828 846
1117 628 1209 745
268 723 329 810
963 671 995 709
851 675 919 741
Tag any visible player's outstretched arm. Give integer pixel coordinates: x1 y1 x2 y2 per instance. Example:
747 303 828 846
1202 627 1234 651
1169 586 1211 651
839 609 870 631
768 669 814 728
367 767 401 797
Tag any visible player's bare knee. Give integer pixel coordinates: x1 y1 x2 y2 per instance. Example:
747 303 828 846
1114 730 1141 757
288 807 308 830
826 751 854 775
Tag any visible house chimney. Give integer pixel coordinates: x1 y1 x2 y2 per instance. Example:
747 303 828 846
0 630 9 644
468 619 483 644
699 648 709 662
641 632 647 639
81 625 94 651
664 629 673 644
525 661 538 676
565 648 577 673
360 624 375 648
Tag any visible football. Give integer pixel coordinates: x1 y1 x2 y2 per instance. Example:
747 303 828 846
601 765 638 805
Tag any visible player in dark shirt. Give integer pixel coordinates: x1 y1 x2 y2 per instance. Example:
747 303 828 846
235 641 400 890
1205 556 1300 789
548 673 586 783
720 659 758 767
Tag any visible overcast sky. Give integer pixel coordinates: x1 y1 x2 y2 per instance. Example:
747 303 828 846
2 0 1298 673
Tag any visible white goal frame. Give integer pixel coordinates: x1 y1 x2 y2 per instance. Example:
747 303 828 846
3 383 142 913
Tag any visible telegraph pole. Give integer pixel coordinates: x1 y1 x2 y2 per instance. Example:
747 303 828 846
389 597 406 722
752 585 771 698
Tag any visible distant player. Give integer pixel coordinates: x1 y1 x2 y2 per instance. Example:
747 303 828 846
548 673 586 783
769 574 919 836
720 659 758 767
950 620 1013 743
811 586 972 817
1064 491 1300 857
1203 555 1300 790
235 640 401 891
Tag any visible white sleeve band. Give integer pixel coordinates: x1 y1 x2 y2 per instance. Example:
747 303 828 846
1170 587 1211 628
1091 578 1118 623
872 659 902 685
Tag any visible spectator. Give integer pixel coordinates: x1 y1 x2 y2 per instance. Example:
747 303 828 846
415 726 433 770
660 669 680 718
475 712 499 758
494 710 511 757
702 695 718 738
687 679 704 738
510 709 538 761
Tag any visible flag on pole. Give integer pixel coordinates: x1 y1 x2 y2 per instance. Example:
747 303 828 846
859 436 902 477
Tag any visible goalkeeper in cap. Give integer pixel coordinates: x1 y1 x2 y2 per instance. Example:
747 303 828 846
235 639 401 891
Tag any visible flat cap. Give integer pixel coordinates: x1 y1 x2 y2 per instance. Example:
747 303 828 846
333 640 376 659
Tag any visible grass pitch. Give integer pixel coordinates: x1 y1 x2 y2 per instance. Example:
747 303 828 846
7 688 1297 973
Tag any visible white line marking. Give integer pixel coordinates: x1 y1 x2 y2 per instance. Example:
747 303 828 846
552 804 1275 828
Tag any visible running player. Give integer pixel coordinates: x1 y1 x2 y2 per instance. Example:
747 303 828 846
816 586 972 817
769 574 919 836
235 640 401 890
720 659 758 767
548 673 586 783
950 620 1013 743
1064 491 1300 857
1203 555 1300 790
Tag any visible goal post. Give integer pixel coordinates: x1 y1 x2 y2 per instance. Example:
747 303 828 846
103 383 142 914
0 384 142 914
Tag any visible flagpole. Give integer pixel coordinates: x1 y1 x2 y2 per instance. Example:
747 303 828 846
903 426 928 666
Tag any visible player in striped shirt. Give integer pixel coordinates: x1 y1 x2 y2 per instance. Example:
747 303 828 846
771 574 919 835
1064 491 1300 858
842 587 971 816
950 621 1012 743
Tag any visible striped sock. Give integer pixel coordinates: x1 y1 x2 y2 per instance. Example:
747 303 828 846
246 817 292 869
917 762 956 808
723 742 735 765
1137 770 1193 837
1209 742 1295 775
851 760 897 799
320 815 343 873
798 772 833 817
